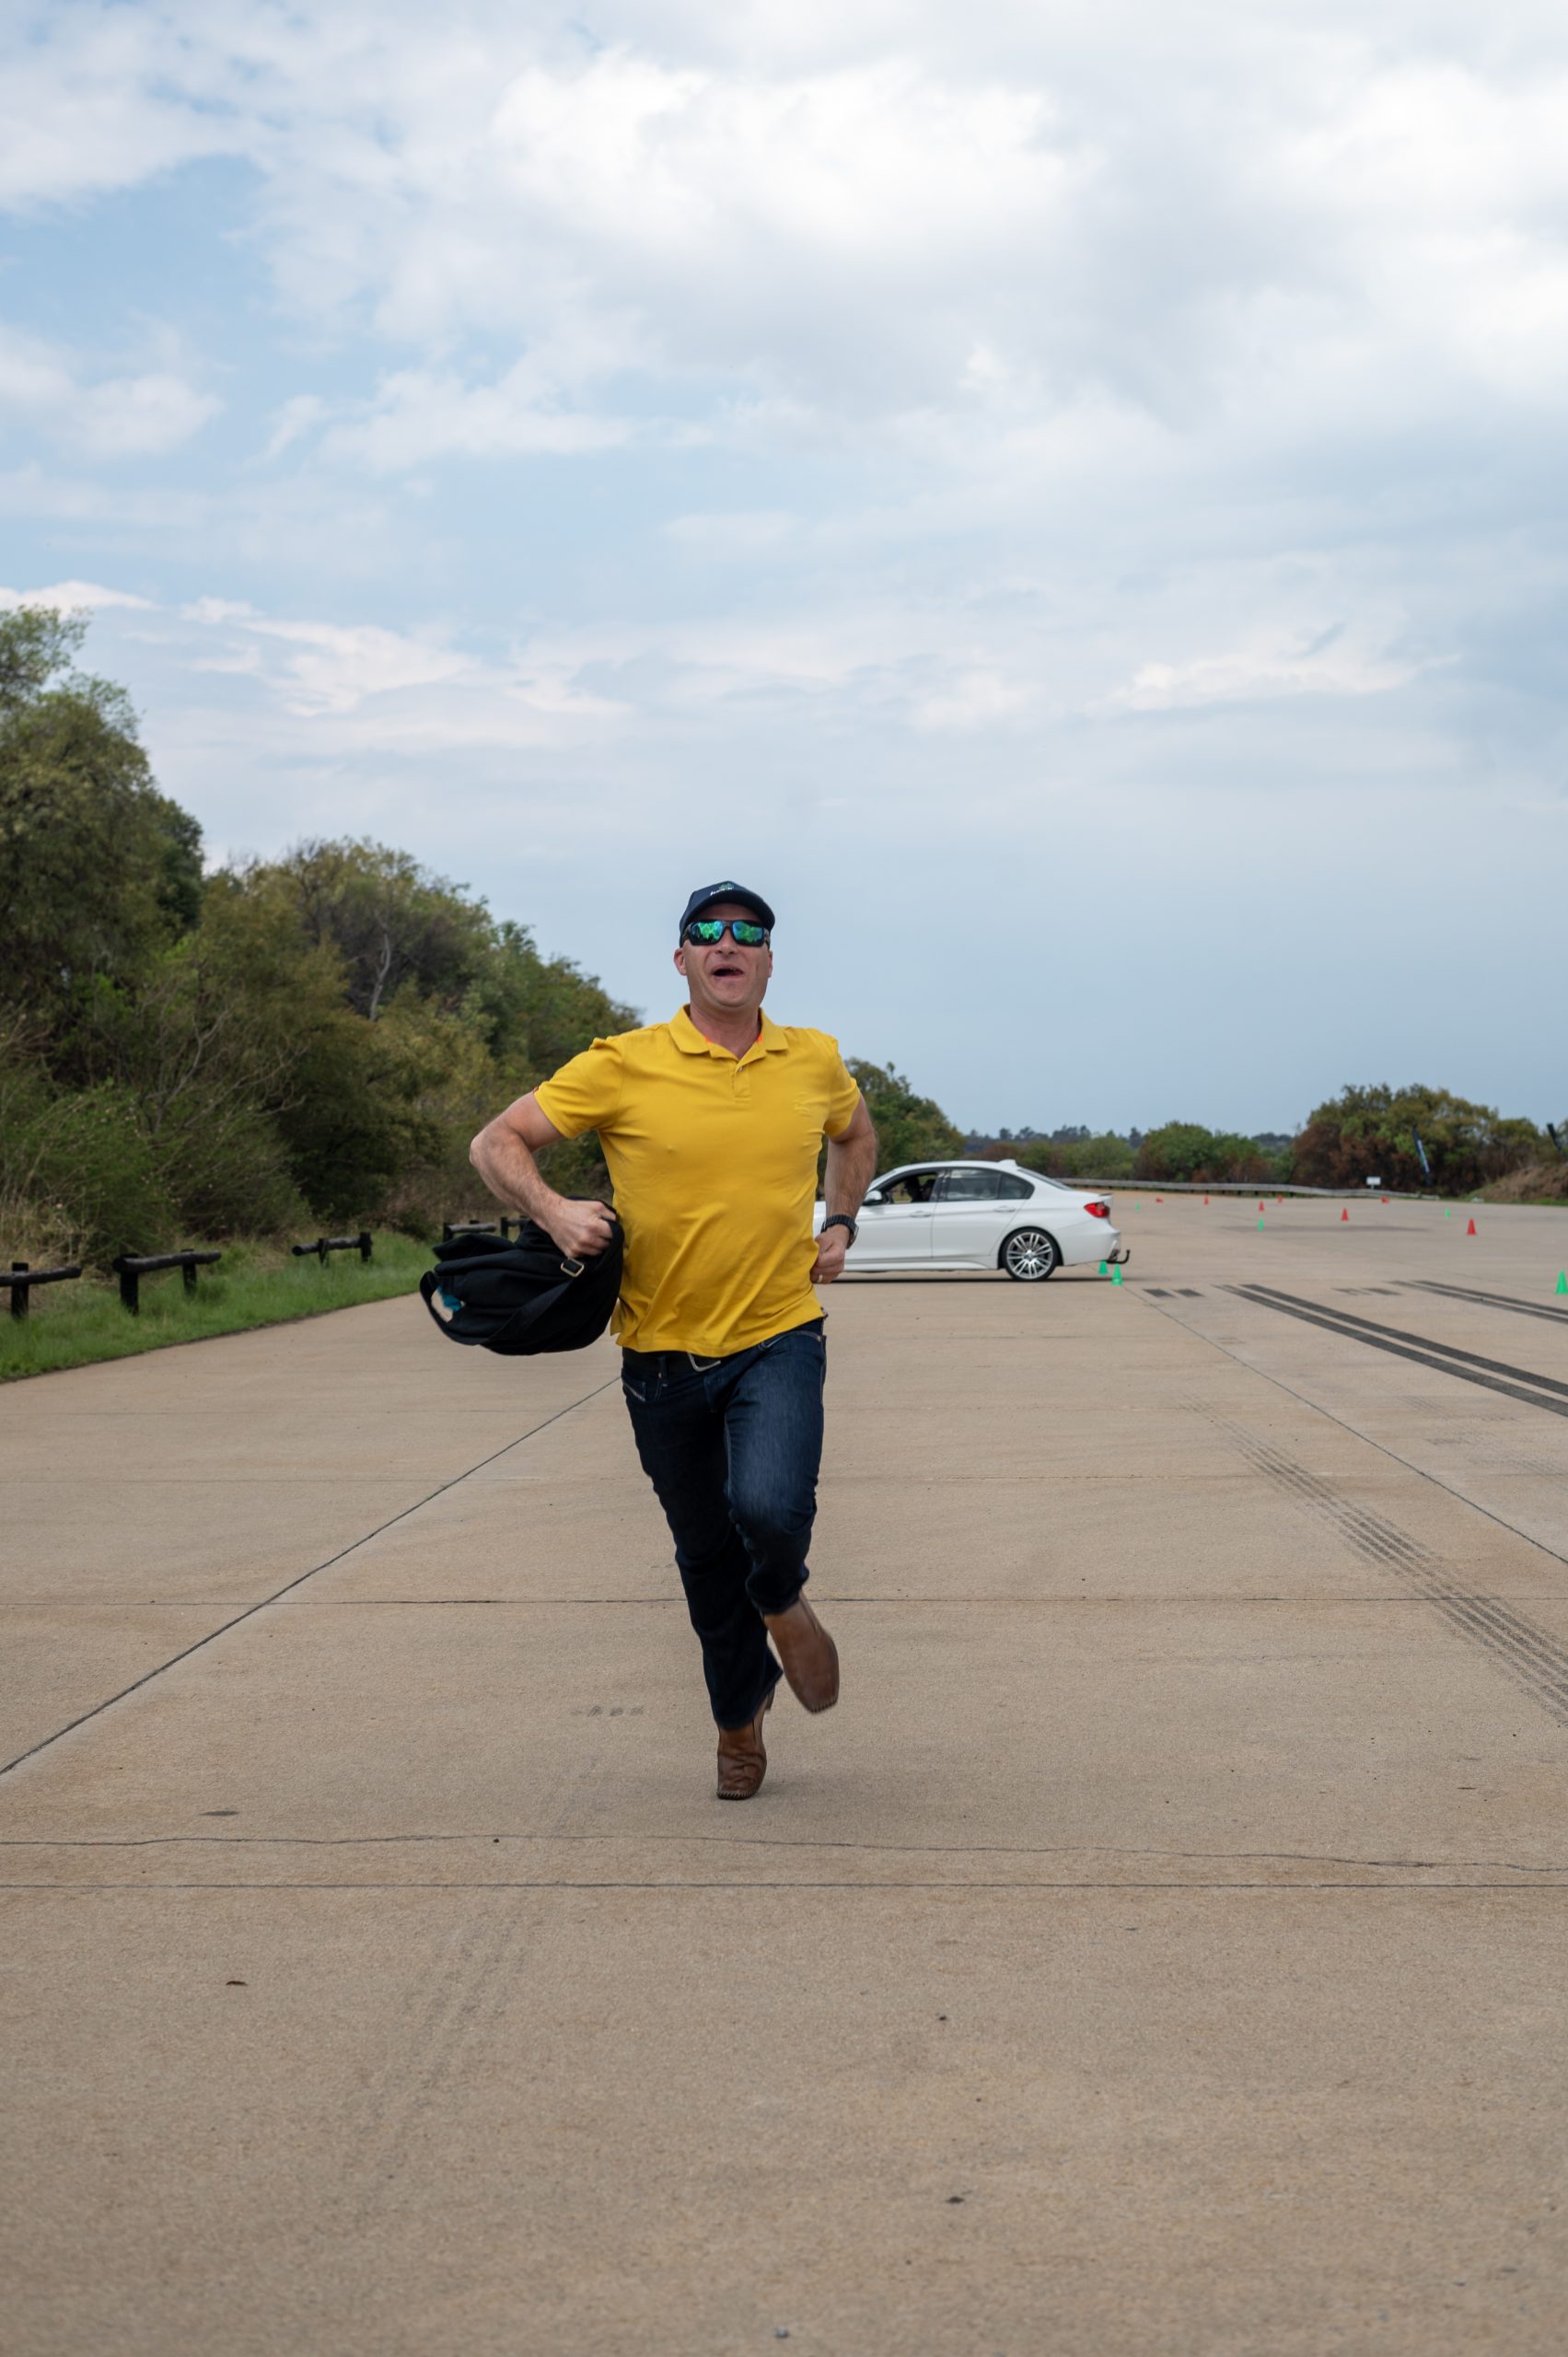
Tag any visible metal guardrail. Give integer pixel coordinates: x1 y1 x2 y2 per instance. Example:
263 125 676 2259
292 1231 373 1264
1073 1180 1435 1199
1 1260 84 1320
110 1248 221 1315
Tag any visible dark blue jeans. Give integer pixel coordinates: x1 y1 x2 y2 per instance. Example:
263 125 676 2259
621 1318 827 1730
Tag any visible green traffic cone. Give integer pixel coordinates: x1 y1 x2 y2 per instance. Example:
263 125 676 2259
1444 1206 1451 1218
1109 1264 1123 1287
1557 1271 1567 1296
1257 1215 1265 1230
1098 1260 1108 1276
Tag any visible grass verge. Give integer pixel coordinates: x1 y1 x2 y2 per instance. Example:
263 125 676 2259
1479 1160 1568 1206
0 1232 430 1381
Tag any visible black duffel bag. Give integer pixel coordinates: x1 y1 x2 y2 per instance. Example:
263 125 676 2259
418 1213 622 1356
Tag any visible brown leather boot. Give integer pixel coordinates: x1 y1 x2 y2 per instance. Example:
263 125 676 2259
716 1688 773 1801
762 1596 840 1713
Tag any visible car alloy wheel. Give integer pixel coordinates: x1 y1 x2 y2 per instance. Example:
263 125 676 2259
1001 1227 1059 1281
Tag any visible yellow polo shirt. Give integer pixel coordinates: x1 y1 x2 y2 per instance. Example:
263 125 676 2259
534 1006 861 1356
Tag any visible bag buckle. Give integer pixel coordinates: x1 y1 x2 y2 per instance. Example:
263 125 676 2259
560 1257 585 1278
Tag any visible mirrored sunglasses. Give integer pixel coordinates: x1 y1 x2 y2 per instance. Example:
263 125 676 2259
681 918 770 947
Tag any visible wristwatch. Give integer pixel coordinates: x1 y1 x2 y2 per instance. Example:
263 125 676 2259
820 1213 858 1246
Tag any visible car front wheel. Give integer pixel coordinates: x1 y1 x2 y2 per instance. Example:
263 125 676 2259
1000 1227 1060 1281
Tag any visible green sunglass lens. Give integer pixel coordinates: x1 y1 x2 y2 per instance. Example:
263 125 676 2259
687 919 767 946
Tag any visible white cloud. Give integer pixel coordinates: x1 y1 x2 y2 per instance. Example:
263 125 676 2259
260 395 331 464
665 511 796 555
0 13 235 209
0 465 211 530
182 597 256 626
912 669 1033 732
12 3 1568 455
238 618 474 714
0 578 155 611
0 324 218 459
1105 623 1422 714
183 602 479 714
320 365 635 473
180 598 625 737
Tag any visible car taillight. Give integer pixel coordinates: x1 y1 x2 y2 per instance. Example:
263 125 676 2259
1084 1200 1109 1219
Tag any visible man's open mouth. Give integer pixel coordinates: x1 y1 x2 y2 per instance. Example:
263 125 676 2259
711 963 743 979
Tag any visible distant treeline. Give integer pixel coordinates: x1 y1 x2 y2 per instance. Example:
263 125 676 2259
964 1092 1562 1196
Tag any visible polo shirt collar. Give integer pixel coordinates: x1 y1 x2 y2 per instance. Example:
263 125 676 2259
669 1006 789 1061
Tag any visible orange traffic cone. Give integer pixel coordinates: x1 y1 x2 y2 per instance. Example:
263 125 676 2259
1341 1207 1349 1222
1466 1217 1477 1237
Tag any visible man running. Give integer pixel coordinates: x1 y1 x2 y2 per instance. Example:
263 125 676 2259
470 881 877 1800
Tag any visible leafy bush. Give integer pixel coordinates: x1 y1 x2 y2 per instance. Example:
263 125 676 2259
1011 1132 1136 1181
1135 1122 1278 1184
9 1082 179 1260
1292 1084 1544 1194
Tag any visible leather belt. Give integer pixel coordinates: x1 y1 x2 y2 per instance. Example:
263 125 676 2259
621 1346 725 1376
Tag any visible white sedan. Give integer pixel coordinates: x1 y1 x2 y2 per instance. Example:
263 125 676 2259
818 1159 1127 1281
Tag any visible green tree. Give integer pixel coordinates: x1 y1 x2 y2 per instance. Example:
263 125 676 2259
1291 1084 1543 1194
231 842 637 1222
1012 1132 1136 1182
847 1060 962 1172
1135 1122 1275 1184
198 867 452 1227
0 608 202 1028
275 838 495 1020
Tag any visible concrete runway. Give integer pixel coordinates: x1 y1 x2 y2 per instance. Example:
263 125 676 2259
5 1193 1568 2353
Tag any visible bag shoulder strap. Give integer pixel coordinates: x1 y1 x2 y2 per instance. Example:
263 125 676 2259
419 1264 582 1351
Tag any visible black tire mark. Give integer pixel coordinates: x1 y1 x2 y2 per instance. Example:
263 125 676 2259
1197 1409 1568 1727
1231 1286 1568 1419
1402 1279 1568 1329
1246 1286 1568 1399
1132 1288 1568 1579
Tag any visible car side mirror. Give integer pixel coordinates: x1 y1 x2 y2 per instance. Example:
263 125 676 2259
864 1190 887 1207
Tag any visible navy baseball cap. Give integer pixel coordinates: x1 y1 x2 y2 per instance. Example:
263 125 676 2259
678 879 776 938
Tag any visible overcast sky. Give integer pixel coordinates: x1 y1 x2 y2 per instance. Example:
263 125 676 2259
2 2 1564 1134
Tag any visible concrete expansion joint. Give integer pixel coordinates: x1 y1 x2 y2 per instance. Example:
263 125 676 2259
6 1833 1568 1875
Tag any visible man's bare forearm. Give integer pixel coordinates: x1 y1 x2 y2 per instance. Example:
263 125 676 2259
470 1124 564 1225
824 1124 877 1220
469 1107 618 1261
